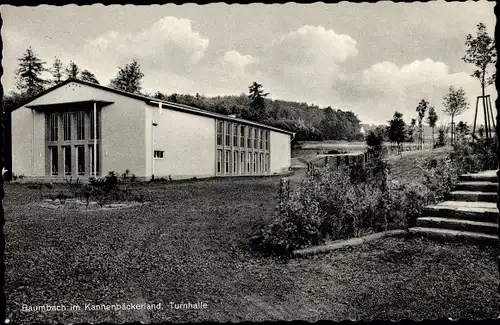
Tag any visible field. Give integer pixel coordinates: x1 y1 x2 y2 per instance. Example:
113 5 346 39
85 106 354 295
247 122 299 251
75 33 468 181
4 160 498 324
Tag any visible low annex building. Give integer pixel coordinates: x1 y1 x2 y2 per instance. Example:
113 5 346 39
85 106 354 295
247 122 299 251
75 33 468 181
11 79 294 181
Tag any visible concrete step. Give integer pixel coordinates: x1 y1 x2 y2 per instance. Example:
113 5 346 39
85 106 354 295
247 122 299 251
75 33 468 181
454 181 497 193
409 227 498 246
459 171 497 183
416 217 497 235
450 191 497 203
423 201 498 223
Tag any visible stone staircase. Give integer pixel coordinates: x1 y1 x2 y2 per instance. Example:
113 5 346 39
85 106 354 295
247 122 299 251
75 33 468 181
409 170 498 245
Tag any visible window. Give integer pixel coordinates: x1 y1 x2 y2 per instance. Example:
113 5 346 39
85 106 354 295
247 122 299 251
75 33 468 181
63 146 71 175
49 113 58 141
240 152 245 175
225 122 231 146
63 112 72 140
233 151 238 173
89 144 100 176
50 146 58 175
154 150 164 159
247 127 252 148
259 153 263 173
253 152 257 173
240 125 245 147
76 146 85 175
233 124 238 147
253 128 258 149
89 110 100 140
217 150 222 174
247 152 251 173
264 153 269 173
259 130 264 149
76 111 85 140
216 121 223 145
225 150 230 174
265 131 269 150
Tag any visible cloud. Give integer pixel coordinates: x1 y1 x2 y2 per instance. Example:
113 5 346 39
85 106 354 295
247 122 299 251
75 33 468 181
335 58 495 125
84 16 209 75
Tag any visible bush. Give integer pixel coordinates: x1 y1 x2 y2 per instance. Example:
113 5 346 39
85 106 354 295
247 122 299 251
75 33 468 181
451 137 497 174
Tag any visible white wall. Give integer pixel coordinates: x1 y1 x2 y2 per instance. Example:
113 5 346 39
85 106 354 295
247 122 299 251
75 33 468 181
270 131 291 174
147 105 216 179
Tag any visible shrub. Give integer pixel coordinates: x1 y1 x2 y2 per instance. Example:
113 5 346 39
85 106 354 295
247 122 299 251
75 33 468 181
451 137 497 174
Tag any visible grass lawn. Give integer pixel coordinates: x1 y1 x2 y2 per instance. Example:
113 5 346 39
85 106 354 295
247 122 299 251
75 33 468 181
4 172 498 323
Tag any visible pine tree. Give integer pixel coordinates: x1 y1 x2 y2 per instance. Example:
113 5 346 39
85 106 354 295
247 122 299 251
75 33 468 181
109 59 144 94
80 70 100 84
51 57 64 85
15 47 47 97
247 82 269 122
65 61 80 79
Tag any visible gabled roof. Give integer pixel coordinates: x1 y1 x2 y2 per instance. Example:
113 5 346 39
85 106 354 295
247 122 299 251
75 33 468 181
15 78 295 136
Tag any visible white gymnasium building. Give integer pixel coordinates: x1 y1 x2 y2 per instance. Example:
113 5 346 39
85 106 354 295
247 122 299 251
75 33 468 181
11 79 293 181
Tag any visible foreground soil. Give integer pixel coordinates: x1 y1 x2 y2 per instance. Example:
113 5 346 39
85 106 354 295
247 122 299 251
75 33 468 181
4 175 497 323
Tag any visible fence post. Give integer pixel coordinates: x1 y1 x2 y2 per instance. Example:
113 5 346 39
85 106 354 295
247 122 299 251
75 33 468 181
279 177 290 212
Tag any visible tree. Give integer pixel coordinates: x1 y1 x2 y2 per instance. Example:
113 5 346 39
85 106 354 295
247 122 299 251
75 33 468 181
80 70 100 84
462 23 496 136
247 82 269 122
443 86 469 145
110 59 144 94
426 106 438 148
388 111 407 155
51 57 64 85
65 61 80 79
15 47 47 97
415 99 429 149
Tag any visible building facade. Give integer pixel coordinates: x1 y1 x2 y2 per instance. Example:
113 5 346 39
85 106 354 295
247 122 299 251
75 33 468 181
11 79 293 181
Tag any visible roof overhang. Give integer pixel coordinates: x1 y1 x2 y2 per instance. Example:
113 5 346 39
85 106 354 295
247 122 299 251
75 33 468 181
26 100 114 112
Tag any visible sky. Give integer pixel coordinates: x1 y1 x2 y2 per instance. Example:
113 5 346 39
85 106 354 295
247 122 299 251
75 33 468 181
1 2 496 126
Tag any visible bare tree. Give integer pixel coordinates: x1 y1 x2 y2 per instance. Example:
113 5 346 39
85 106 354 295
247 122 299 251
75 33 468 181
443 86 469 145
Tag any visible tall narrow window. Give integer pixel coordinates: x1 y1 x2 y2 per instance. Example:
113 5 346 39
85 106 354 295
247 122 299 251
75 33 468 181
50 146 58 175
240 152 245 175
225 123 231 146
253 128 258 149
89 110 100 140
225 150 230 174
76 111 85 140
233 124 238 146
247 127 252 148
253 152 257 173
63 112 72 140
217 149 222 174
76 146 85 175
216 121 223 145
240 125 245 147
259 153 263 173
265 131 269 150
233 151 238 173
63 146 71 175
264 153 269 173
259 130 264 149
89 144 100 176
49 113 58 141
247 152 251 173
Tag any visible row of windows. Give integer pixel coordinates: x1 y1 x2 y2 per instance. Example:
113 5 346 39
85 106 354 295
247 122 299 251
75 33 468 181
216 149 269 175
48 111 99 142
49 144 99 176
216 120 270 150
